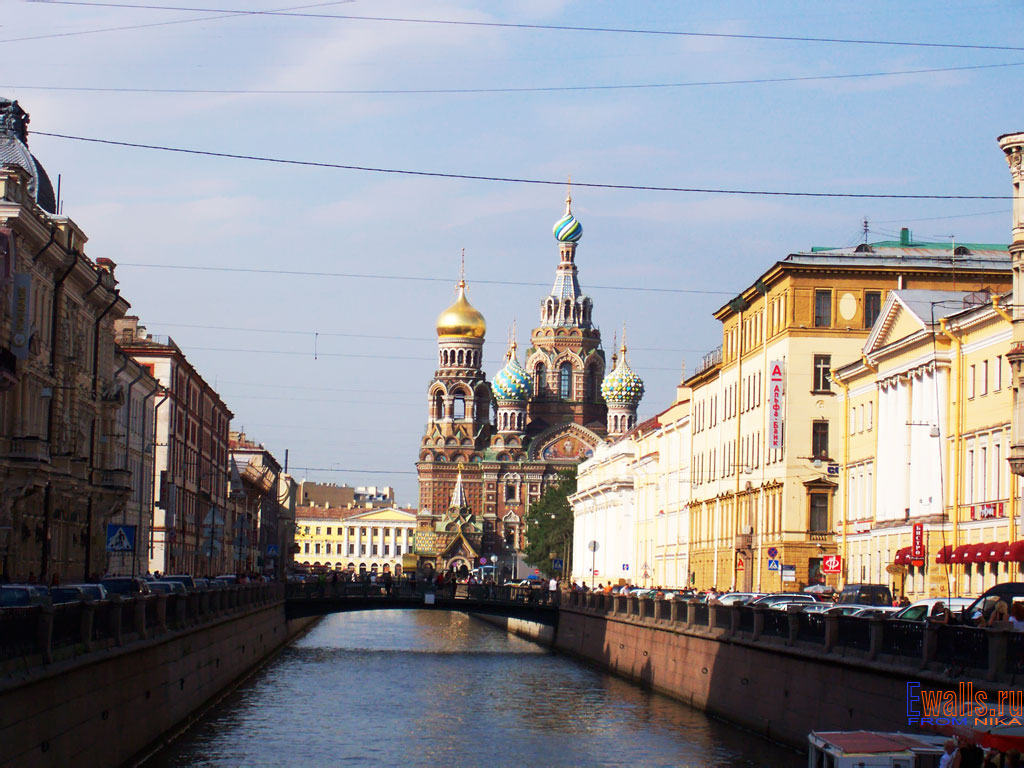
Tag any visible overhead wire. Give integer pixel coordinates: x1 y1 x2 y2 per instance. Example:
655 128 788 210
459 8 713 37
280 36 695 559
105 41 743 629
8 61 1024 95
33 131 1010 200
28 1 1024 52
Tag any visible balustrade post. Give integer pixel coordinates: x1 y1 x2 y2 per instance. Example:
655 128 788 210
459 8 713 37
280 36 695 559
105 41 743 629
868 617 884 660
175 593 187 628
614 595 625 615
653 596 664 621
729 604 742 635
785 605 801 646
669 597 681 624
707 604 720 631
37 603 54 664
824 613 839 652
155 592 168 633
987 628 1010 682
686 599 698 627
922 623 938 668
751 605 765 641
133 597 147 640
109 595 124 647
80 600 95 652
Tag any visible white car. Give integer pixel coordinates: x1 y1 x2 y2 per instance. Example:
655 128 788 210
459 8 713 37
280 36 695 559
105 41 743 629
716 592 762 605
891 597 973 622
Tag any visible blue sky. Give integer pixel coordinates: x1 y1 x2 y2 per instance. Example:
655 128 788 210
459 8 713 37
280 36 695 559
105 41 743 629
5 0 1023 503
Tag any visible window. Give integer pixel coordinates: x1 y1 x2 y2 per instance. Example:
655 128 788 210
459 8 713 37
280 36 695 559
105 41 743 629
372 528 378 536
867 402 873 431
559 362 573 399
996 356 1003 391
349 527 355 536
969 365 976 399
360 545 366 555
813 354 832 392
325 542 331 554
982 360 989 396
372 545 378 555
863 291 882 328
383 544 390 556
809 493 829 532
505 483 516 501
326 527 332 536
453 395 466 420
314 543 321 554
396 545 402 556
812 421 829 459
814 290 832 327
348 544 354 555
304 542 310 554
316 527 321 535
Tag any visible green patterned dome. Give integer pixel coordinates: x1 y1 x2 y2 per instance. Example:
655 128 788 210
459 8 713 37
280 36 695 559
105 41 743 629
492 355 532 403
601 352 644 405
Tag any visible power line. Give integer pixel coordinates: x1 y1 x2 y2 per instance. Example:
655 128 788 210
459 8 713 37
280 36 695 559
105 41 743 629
34 131 1010 200
9 61 1024 96
873 209 1010 224
144 320 709 352
1 0 352 44
287 466 418 475
117 263 739 295
30 1 1024 52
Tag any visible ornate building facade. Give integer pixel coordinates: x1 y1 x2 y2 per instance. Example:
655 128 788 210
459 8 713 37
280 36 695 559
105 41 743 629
414 193 644 574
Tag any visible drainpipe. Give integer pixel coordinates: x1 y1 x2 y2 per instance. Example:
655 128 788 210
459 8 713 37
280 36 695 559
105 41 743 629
92 290 120 398
31 225 57 265
988 297 1016 548
734 309 744 592
940 318 962 595
832 369 850 590
150 388 170 573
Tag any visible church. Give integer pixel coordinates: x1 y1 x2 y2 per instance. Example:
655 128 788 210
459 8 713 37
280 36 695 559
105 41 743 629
413 191 645 576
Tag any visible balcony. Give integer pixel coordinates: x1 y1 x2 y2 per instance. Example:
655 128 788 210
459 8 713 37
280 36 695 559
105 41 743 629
1009 444 1024 477
734 534 752 550
92 468 132 490
2 436 50 463
809 532 834 542
694 346 723 377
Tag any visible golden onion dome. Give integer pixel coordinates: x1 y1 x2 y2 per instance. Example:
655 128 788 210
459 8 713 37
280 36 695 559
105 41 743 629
436 280 486 338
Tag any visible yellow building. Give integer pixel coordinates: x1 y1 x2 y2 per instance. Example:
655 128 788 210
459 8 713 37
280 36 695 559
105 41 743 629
295 506 417 576
834 290 1021 599
685 234 1011 593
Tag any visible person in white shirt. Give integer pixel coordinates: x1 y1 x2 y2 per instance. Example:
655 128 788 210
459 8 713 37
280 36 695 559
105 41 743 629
938 739 956 768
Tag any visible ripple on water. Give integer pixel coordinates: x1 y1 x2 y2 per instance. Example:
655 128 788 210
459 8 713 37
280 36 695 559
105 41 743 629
145 610 800 768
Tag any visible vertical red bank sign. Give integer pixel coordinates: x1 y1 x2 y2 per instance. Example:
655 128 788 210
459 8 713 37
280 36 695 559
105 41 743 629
768 360 784 449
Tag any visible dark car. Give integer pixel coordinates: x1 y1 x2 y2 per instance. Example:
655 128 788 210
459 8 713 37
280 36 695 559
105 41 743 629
961 582 1024 625
49 586 89 604
0 584 50 607
835 584 893 606
100 577 151 596
158 575 197 591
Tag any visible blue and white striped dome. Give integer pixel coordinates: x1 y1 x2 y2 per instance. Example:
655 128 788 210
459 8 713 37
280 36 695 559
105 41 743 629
492 355 532 402
553 210 582 243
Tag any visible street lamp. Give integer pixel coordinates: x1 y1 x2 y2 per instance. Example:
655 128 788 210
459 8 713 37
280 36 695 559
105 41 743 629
588 540 599 590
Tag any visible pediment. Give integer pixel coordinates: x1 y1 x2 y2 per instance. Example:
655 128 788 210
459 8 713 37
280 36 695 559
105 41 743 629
528 422 603 461
346 508 417 523
864 295 927 356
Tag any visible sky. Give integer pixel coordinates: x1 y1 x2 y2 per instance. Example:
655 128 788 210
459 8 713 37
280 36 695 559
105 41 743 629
4 0 1023 504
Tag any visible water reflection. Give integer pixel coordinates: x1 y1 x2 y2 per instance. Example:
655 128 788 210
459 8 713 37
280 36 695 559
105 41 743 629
147 611 798 767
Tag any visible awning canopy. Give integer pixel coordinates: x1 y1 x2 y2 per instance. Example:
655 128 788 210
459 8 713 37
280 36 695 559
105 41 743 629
966 543 989 564
1008 540 1024 562
950 544 972 563
982 542 1009 563
935 545 953 564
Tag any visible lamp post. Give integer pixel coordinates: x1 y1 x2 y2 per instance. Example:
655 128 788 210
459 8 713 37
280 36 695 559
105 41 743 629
588 540 599 590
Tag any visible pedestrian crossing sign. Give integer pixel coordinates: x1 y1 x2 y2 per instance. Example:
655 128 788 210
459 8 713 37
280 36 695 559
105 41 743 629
767 559 780 571
106 525 135 553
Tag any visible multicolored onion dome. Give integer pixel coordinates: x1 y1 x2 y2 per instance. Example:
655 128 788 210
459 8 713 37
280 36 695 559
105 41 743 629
492 355 532 402
553 209 583 243
601 355 644 405
436 281 486 338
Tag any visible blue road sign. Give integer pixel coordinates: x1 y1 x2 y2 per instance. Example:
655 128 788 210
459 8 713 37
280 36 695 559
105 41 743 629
266 545 279 556
552 558 564 571
622 564 630 571
767 559 780 571
106 524 135 553
767 546 778 559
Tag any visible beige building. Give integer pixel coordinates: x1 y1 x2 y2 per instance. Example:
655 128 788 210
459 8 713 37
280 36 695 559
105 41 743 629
105 349 159 576
297 481 394 510
685 235 1011 593
295 506 417 575
0 100 134 583
834 290 1021 599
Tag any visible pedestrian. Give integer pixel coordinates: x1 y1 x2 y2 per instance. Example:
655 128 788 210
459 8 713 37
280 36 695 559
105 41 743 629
383 570 393 597
986 600 1010 627
1010 602 1024 632
930 601 952 625
956 737 984 768
939 740 957 768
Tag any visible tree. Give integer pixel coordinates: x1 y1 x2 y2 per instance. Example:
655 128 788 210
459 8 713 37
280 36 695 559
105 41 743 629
523 469 576 579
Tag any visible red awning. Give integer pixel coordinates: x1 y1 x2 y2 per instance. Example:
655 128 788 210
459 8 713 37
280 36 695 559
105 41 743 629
1009 541 1024 562
950 544 972 563
935 545 953 564
893 547 911 565
983 542 1010 563
965 543 989 564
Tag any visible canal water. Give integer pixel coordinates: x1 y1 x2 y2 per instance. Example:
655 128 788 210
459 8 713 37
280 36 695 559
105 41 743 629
146 611 800 767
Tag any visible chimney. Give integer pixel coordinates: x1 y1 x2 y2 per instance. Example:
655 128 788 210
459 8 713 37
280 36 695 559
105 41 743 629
900 228 911 246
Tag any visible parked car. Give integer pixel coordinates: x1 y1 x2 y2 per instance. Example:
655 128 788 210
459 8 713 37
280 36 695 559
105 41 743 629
66 583 108 601
960 582 1024 625
849 606 900 619
716 592 761 606
214 575 238 585
835 584 893 606
49 586 89 604
0 584 50 607
101 577 151 596
891 597 973 622
158 575 197 591
824 605 871 616
799 603 836 614
147 581 186 595
193 578 212 590
748 593 817 607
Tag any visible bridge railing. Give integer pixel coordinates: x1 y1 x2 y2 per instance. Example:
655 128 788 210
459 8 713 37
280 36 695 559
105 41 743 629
282 580 558 606
0 583 284 674
566 596 1018 683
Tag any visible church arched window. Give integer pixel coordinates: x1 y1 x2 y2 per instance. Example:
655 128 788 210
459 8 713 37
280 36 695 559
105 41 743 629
453 396 466 420
559 362 573 399
535 364 547 395
432 391 444 420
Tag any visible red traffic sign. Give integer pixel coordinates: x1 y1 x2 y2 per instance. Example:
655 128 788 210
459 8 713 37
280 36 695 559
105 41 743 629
479 557 488 565
822 554 842 574
534 568 540 575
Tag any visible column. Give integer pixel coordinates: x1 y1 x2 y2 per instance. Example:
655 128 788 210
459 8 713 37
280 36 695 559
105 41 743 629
402 527 410 554
343 525 350 561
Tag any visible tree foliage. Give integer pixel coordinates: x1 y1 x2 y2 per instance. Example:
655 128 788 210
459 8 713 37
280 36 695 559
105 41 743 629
523 469 576 579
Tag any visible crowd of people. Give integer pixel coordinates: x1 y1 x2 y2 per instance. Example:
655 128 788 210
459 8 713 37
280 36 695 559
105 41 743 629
940 737 1020 768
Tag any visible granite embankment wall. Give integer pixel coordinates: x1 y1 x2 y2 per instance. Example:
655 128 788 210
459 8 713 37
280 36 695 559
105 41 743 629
553 595 1020 749
0 585 318 768
468 612 555 645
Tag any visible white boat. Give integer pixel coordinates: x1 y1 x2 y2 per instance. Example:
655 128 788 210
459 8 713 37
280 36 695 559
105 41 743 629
808 730 947 768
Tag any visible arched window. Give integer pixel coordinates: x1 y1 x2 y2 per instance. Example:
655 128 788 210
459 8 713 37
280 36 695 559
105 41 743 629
559 362 573 399
453 396 466 420
535 364 547 395
457 349 464 366
433 391 444 420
